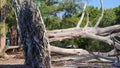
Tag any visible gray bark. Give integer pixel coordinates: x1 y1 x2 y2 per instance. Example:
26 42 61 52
17 1 51 68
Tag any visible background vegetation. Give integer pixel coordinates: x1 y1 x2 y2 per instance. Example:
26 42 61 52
2 0 120 52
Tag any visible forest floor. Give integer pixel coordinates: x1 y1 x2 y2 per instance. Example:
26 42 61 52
0 51 118 68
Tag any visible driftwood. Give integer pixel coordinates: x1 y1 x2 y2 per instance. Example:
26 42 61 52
7 46 20 50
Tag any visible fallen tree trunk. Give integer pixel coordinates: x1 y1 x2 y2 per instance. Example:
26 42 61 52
50 45 89 55
47 25 120 43
50 45 119 57
47 25 120 49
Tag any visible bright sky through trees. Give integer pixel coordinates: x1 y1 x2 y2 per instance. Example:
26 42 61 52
89 0 120 9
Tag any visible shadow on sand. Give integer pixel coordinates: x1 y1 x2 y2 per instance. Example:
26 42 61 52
0 65 32 68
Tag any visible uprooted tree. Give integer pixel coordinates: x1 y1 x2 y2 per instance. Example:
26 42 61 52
46 0 120 60
1 0 120 68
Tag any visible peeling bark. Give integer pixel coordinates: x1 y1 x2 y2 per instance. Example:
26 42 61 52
17 1 51 68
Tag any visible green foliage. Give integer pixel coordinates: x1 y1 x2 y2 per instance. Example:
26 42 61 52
0 0 16 28
6 12 16 28
51 38 89 49
86 40 113 52
45 16 62 30
0 24 8 37
0 24 5 28
114 6 120 24
100 9 116 27
60 16 79 28
5 0 16 28
86 6 100 26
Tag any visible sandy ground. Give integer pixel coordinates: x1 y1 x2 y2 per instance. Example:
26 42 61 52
0 52 118 68
0 55 30 68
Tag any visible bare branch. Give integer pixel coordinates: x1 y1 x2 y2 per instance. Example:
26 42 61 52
14 0 21 12
84 12 90 28
47 25 120 43
76 3 87 28
94 0 104 28
96 25 120 35
96 54 115 62
50 45 89 55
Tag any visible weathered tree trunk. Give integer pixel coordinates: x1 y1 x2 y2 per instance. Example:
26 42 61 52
0 24 6 53
0 2 6 55
18 1 51 68
50 45 89 55
10 26 18 46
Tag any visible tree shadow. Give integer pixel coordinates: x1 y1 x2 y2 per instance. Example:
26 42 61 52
0 65 32 68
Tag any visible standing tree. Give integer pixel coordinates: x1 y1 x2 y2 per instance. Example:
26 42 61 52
0 0 7 56
13 0 51 68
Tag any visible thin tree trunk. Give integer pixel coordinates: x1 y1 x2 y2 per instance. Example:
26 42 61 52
18 1 51 68
0 4 6 54
0 24 6 53
10 26 18 46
